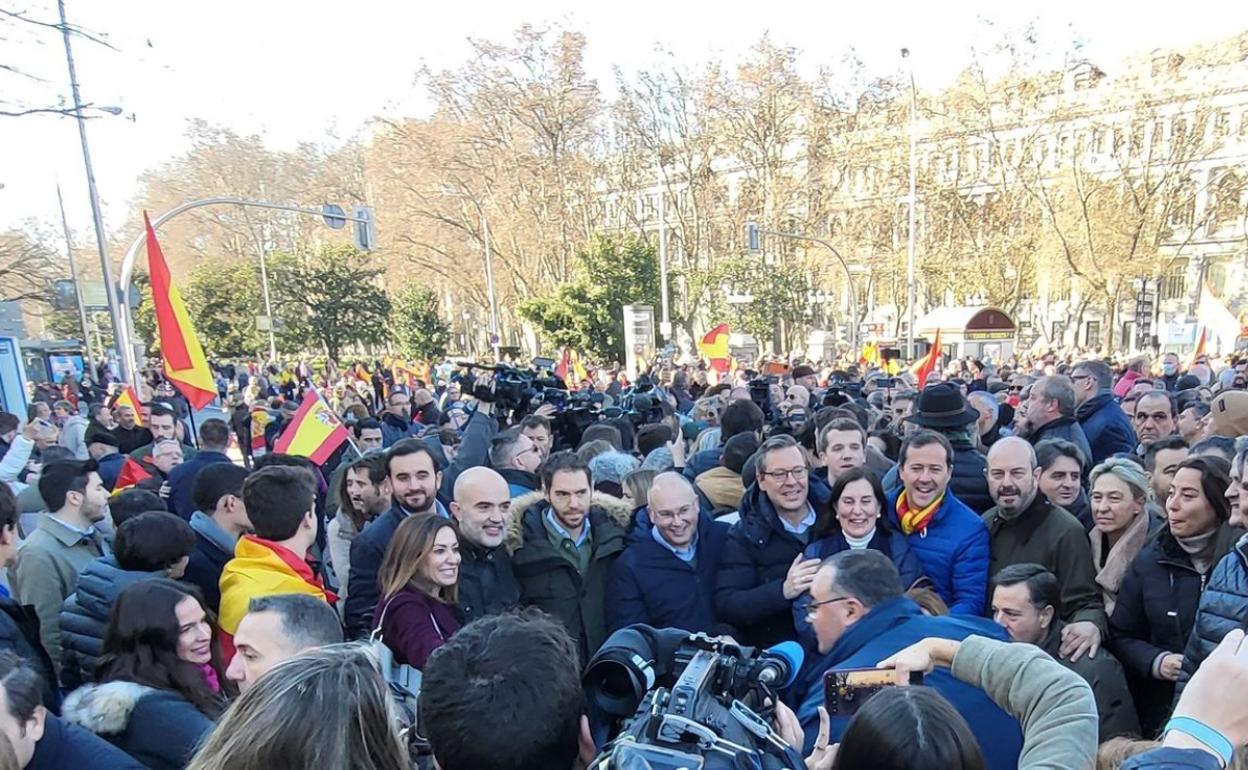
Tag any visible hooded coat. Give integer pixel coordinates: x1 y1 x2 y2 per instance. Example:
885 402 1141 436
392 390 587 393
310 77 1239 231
59 557 161 690
508 491 629 662
62 681 214 770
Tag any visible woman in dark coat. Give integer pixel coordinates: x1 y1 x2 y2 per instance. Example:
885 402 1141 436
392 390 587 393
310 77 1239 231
793 468 927 646
1109 455 1236 735
62 580 229 770
373 514 462 670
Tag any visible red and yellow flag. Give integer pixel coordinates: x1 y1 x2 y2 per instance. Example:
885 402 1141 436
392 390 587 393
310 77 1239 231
910 328 943 390
112 385 144 425
1186 326 1208 370
699 324 731 373
554 348 589 388
111 457 152 494
859 341 880 368
145 213 215 410
273 391 349 465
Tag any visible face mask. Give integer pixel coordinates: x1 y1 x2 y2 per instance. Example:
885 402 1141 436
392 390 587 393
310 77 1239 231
1162 363 1177 376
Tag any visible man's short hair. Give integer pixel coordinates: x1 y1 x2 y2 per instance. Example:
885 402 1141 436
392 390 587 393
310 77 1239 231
898 430 954 468
1192 436 1237 463
991 563 1062 615
345 453 387 486
114 511 196 572
0 412 18 436
385 438 442 477
817 418 866 454
421 610 585 770
52 400 75 414
721 433 759 475
1181 401 1211 419
518 414 552 435
539 451 591 491
822 549 903 609
1034 438 1087 472
635 423 673 458
192 463 249 514
148 402 176 420
0 649 45 725
109 487 167 525
488 427 527 469
1143 435 1190 472
966 391 999 422
38 460 96 513
0 484 16 535
721 399 766 442
1136 390 1177 417
579 424 623 452
197 418 230 449
755 434 805 480
352 417 382 438
1073 360 1114 391
1032 376 1077 418
243 466 315 541
247 594 343 648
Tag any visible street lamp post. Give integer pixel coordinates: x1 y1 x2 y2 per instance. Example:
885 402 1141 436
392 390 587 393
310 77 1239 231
902 47 919 361
656 160 671 344
55 184 96 365
58 0 124 378
745 223 859 351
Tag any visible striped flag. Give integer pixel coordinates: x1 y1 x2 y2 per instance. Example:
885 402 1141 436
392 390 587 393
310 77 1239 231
111 457 152 494
145 213 215 410
699 324 731 373
910 328 943 390
273 391 349 465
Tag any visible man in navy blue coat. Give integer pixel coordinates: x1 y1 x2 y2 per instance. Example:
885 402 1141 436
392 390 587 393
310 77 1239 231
1072 360 1137 466
606 472 730 635
166 418 233 519
791 549 1022 770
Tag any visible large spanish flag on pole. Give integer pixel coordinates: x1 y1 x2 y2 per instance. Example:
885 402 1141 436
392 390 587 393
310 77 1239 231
909 328 943 390
273 390 350 465
145 213 216 410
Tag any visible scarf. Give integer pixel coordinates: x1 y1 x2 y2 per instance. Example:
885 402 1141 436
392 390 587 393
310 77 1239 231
1175 529 1219 576
199 663 222 694
896 490 944 535
1090 510 1150 614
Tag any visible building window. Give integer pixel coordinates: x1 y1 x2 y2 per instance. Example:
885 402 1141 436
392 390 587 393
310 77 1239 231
1206 256 1235 299
1159 259 1189 300
1214 110 1232 140
1085 321 1102 347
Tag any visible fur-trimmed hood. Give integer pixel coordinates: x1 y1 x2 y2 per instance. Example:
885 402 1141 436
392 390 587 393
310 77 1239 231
62 681 159 736
505 490 633 554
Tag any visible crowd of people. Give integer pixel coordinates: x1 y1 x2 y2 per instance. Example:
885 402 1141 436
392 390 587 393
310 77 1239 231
0 346 1245 769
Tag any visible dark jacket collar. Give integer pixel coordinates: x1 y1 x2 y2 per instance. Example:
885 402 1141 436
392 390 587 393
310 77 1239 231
497 467 540 490
984 493 1051 534
817 596 919 666
1076 392 1115 420
738 476 831 542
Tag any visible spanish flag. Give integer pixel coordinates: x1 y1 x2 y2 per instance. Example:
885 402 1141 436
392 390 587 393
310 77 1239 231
1186 326 1208 370
249 404 272 453
110 457 152 494
699 324 731 373
111 385 144 426
555 348 589 388
909 328 943 390
145 213 215 410
273 391 349 465
859 341 880 368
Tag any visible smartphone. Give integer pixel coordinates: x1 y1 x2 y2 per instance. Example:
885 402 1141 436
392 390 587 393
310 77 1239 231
824 667 923 717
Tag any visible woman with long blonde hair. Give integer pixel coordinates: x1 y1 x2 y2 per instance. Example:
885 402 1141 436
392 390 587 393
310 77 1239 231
187 644 409 770
373 513 462 670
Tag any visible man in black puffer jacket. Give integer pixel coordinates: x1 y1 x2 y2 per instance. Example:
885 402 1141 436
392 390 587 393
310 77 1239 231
59 513 195 689
880 384 993 514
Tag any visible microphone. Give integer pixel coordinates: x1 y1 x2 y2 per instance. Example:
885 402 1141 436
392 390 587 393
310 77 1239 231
757 641 804 688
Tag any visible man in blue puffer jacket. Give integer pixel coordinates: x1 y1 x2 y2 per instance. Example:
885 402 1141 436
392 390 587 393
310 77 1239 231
886 429 990 615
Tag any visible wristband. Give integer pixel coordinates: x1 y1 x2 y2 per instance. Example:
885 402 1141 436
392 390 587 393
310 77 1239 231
1164 717 1233 768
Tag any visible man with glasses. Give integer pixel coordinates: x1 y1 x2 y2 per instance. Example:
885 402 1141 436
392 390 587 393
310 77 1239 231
606 472 729 634
489 427 543 498
1072 360 1136 466
715 434 830 647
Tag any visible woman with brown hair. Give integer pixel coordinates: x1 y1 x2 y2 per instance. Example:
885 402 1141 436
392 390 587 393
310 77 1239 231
373 513 462 670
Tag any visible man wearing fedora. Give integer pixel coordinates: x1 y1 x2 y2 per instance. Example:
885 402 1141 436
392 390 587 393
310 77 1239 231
881 383 993 515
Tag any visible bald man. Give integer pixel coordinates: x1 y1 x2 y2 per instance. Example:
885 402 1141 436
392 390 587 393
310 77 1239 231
451 466 520 624
605 472 731 634
981 437 1106 662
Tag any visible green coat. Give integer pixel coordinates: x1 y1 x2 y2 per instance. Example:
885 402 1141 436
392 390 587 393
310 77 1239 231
982 495 1107 634
509 493 628 662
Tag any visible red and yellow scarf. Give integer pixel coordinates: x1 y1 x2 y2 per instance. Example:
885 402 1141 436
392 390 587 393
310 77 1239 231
896 490 944 535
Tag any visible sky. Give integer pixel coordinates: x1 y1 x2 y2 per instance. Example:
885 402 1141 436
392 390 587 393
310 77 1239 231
3 0 1248 244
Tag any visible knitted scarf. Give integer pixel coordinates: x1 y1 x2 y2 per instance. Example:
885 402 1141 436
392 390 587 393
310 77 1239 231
896 490 944 535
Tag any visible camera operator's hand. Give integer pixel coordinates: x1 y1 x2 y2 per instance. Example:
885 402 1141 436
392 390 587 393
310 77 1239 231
1059 621 1101 662
534 403 558 418
773 702 838 770
877 637 961 675
783 555 822 600
471 372 495 403
1164 629 1248 760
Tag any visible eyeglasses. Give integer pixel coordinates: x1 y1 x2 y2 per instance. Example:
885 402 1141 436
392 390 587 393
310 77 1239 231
1071 374 1092 382
761 467 809 482
806 596 852 619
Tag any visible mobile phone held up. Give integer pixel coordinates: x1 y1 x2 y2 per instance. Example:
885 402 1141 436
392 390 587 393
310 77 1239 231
823 667 923 717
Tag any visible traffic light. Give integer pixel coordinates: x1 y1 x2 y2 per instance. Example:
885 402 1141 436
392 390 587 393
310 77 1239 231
352 206 376 251
745 222 761 254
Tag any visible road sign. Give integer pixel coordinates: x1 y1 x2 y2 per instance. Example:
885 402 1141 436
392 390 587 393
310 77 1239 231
352 206 376 251
321 203 347 230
